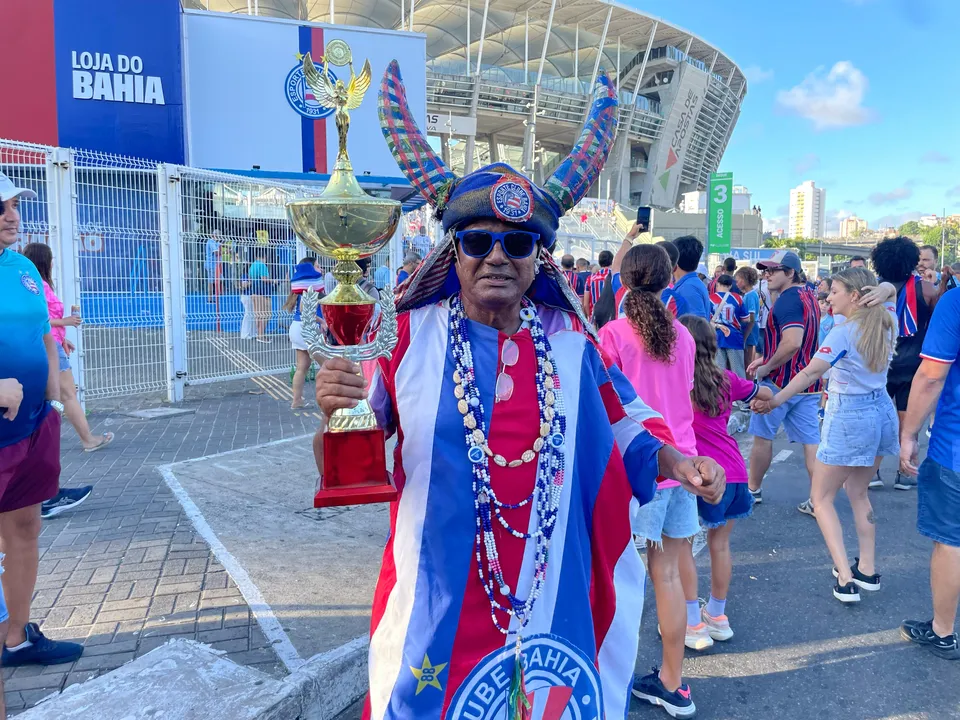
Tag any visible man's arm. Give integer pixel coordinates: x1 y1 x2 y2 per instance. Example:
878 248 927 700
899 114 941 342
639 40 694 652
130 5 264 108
43 333 61 401
754 326 802 377
612 223 641 273
900 359 950 475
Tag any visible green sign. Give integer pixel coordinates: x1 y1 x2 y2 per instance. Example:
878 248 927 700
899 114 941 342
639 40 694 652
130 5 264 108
707 172 733 255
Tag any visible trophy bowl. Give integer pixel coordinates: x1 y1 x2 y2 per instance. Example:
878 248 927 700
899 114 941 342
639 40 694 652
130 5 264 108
286 193 401 263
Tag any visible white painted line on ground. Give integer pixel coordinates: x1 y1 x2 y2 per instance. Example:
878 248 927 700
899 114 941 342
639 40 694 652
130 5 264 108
157 463 305 673
772 449 793 464
164 433 313 467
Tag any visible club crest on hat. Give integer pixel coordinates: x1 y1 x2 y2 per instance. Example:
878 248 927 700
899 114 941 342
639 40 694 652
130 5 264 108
491 176 534 224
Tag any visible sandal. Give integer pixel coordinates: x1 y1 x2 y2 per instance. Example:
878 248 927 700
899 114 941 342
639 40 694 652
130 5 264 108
84 432 115 453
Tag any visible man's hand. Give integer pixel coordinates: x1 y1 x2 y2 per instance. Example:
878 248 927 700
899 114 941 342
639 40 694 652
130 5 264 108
0 378 24 421
899 434 920 477
747 358 768 379
921 268 938 285
63 315 82 327
751 398 774 414
315 357 367 417
858 283 895 307
626 222 642 241
63 339 76 356
712 323 731 337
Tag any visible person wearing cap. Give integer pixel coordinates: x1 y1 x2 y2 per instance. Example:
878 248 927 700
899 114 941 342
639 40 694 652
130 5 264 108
670 236 712 320
314 63 725 720
0 172 84 671
746 250 823 514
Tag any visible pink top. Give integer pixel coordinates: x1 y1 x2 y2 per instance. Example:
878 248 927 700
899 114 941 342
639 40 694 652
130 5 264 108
599 317 697 488
689 370 760 484
42 281 66 346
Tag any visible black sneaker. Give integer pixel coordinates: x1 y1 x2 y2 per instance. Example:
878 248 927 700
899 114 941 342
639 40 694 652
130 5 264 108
832 558 881 592
833 580 860 603
868 470 884 489
1 623 84 666
748 488 762 505
41 486 93 519
893 472 917 491
900 619 960 660
632 668 697 718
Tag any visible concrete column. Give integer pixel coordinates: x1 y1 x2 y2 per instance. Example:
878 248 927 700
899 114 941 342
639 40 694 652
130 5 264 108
535 0 558 85
463 76 482 174
521 86 538 174
441 133 451 167
614 22 658 203
488 134 500 163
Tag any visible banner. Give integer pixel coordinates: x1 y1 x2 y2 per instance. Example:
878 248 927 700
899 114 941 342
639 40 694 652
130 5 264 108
184 12 427 178
707 172 733 255
645 66 709 208
53 0 185 162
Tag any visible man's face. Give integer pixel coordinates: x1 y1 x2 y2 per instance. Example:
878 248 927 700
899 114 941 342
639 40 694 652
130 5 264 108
763 266 791 293
850 259 866 269
454 219 537 312
0 196 21 248
919 249 937 272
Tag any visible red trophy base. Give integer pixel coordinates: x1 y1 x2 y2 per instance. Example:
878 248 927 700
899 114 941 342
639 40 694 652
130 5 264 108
316 427 398 508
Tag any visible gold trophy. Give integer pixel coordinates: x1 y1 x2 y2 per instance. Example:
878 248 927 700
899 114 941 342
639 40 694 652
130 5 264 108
286 40 401 507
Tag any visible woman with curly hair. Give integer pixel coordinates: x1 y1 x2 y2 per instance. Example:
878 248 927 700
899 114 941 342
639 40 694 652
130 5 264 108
598 244 710 710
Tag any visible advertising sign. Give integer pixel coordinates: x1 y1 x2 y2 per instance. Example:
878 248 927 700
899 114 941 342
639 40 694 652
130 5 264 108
707 172 733 254
53 0 185 162
184 12 427 178
645 66 709 208
426 113 477 137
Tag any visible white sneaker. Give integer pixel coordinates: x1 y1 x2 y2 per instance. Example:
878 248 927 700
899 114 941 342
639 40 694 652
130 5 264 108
701 608 734 641
684 622 715 651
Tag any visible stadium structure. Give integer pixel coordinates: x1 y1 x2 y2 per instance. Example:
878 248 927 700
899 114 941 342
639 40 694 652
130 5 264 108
184 0 747 211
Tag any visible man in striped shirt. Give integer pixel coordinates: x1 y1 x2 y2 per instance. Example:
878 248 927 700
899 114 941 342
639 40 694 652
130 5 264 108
746 251 822 513
583 250 613 319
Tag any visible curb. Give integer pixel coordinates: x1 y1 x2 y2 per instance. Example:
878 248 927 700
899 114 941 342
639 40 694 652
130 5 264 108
15 637 369 720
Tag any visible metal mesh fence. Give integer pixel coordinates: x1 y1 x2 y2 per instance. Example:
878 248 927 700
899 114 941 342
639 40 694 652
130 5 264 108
2 136 415 403
72 149 167 398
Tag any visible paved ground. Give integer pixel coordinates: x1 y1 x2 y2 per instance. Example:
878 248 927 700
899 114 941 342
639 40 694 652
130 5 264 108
3 376 321 716
5 378 959 718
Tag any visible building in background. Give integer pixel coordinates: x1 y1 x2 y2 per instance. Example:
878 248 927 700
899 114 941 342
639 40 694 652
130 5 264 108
839 215 868 238
920 214 940 228
682 185 752 214
789 180 826 239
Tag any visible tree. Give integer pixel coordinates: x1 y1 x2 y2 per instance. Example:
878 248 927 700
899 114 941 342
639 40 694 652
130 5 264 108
898 221 922 238
763 237 791 249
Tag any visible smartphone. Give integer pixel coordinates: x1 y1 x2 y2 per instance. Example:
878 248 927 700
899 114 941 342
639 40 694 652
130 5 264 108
636 206 651 232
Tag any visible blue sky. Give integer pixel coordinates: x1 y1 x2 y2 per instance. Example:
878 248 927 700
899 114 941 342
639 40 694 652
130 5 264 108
631 0 960 235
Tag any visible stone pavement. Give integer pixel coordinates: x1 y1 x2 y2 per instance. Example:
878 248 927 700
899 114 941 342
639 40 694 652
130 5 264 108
3 377 323 716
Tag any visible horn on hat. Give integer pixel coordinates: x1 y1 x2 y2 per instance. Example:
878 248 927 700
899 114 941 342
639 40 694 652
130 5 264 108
542 72 619 215
379 60 458 208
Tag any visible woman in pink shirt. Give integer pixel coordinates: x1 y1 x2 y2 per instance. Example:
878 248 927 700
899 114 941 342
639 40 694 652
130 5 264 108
599 244 708 715
678 315 772 644
22 244 113 454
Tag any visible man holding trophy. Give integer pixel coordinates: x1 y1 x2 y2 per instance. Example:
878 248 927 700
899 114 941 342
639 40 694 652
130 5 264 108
290 44 725 720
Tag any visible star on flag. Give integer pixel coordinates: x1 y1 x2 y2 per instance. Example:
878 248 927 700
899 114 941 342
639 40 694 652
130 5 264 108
410 653 447 695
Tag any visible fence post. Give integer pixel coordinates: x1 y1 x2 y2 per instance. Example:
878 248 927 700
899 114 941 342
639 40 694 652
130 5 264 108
158 164 187 403
48 147 85 408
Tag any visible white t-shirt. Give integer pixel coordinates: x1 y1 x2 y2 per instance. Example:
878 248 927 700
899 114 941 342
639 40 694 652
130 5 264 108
758 280 772 329
814 303 895 394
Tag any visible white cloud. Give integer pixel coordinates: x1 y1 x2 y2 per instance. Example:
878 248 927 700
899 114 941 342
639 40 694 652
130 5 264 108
921 151 951 163
776 62 876 130
743 65 774 84
868 187 912 205
793 153 820 174
947 185 960 198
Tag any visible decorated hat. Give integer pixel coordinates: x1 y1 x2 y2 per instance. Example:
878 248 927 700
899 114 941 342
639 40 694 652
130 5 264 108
379 61 619 250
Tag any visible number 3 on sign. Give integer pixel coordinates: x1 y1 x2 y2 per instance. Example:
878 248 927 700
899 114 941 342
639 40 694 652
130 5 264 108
713 185 728 204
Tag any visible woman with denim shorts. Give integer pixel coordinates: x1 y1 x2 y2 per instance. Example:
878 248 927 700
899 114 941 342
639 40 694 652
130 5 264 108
753 268 899 603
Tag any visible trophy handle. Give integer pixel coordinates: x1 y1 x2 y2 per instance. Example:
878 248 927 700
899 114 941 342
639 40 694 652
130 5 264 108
300 288 398 364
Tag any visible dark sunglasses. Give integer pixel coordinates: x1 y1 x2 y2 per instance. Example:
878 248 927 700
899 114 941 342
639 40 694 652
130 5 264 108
455 229 540 260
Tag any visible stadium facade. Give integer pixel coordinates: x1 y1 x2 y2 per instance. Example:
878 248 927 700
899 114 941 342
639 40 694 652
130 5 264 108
1 0 745 212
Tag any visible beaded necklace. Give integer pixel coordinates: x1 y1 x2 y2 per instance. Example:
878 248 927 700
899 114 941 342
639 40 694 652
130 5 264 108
448 294 567 639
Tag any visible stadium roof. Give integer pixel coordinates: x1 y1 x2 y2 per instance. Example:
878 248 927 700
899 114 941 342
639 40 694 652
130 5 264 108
183 0 745 93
